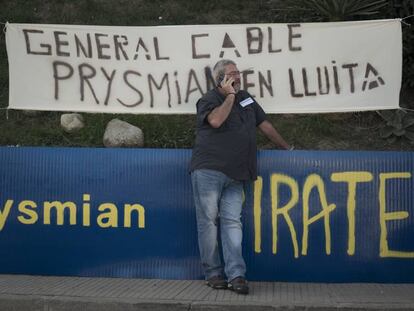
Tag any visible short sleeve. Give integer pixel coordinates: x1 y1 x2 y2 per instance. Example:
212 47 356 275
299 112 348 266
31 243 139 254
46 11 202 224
254 102 267 126
196 97 221 125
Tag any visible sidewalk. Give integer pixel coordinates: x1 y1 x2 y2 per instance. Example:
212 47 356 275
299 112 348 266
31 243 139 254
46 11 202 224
0 274 413 310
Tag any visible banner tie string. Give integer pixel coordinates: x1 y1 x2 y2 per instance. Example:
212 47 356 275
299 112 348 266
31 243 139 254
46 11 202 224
400 15 414 26
0 21 7 34
0 107 10 120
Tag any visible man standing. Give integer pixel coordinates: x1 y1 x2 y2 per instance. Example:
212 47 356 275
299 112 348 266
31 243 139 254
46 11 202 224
190 59 292 295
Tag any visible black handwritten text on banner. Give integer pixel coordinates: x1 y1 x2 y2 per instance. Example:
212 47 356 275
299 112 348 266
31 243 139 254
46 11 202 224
5 20 401 114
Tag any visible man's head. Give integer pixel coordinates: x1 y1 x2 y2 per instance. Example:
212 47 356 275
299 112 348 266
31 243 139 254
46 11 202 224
213 59 241 93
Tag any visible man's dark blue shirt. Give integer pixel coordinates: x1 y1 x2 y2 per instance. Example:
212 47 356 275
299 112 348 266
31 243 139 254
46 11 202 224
190 88 267 181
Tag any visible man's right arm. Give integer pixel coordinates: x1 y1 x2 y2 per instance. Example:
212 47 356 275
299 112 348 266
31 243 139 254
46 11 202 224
206 76 236 128
207 93 236 128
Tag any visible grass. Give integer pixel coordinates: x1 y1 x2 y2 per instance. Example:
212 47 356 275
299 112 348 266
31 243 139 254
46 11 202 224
0 0 413 151
0 110 196 148
2 109 410 151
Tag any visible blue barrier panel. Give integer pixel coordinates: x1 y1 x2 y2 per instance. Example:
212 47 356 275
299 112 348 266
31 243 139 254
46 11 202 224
0 147 413 282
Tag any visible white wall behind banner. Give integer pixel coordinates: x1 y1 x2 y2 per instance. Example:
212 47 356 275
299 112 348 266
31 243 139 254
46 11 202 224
5 20 402 114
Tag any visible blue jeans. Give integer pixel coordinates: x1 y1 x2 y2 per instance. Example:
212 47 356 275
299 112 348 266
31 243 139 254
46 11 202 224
191 169 246 281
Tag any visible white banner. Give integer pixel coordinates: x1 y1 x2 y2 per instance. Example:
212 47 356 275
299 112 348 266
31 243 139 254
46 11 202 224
5 20 402 114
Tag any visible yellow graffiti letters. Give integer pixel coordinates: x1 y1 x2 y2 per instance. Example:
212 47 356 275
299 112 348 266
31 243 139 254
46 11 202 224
254 177 263 253
0 194 146 230
83 193 91 226
270 174 299 258
97 203 118 228
379 172 413 258
330 172 373 255
124 204 145 228
302 174 336 256
254 170 412 259
44 201 77 225
18 200 38 225
0 200 13 231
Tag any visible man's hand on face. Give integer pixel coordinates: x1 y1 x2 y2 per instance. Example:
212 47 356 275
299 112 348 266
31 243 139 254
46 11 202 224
220 75 236 96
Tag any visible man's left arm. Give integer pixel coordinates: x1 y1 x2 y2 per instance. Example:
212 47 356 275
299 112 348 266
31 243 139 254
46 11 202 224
258 120 292 150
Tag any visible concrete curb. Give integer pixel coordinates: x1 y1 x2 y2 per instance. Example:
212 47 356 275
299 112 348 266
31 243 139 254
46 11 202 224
0 275 413 311
1 294 414 311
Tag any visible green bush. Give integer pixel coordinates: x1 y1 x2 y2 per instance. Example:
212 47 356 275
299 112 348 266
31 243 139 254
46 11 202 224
378 110 414 143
